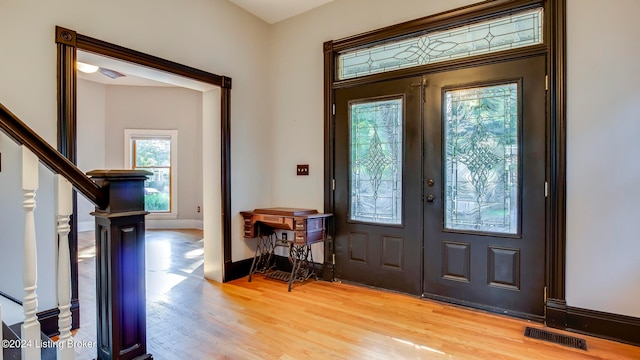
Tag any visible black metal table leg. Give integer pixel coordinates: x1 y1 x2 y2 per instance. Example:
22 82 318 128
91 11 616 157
288 246 299 292
288 243 315 291
248 231 275 282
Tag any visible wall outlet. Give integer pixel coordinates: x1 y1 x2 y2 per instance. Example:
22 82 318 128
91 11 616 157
297 164 309 176
197 206 201 213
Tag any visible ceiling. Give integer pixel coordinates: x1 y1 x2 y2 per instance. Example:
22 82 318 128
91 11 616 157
228 0 334 24
78 1 335 88
77 50 216 91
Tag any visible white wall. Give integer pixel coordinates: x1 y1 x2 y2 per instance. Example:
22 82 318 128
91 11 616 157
0 134 57 309
202 88 224 281
268 0 481 210
104 85 203 223
268 0 482 266
0 133 23 300
77 79 106 229
0 0 271 307
566 0 640 318
271 0 640 318
3 0 637 320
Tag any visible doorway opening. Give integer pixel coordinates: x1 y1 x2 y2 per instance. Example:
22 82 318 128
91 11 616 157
56 27 232 329
324 0 566 321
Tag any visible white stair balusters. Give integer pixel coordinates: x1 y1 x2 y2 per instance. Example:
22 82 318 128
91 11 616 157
21 146 41 360
56 175 74 360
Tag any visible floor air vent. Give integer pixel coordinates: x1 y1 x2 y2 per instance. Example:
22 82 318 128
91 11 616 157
524 327 587 350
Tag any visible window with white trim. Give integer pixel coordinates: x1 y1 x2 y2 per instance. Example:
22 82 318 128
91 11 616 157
124 129 178 218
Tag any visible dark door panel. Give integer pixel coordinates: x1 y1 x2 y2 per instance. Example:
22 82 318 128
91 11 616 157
423 56 547 317
334 77 423 295
333 56 547 318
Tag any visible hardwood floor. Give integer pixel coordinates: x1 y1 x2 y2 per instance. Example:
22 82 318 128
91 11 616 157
73 229 640 359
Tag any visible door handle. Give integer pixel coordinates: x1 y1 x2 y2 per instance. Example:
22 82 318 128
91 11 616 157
425 194 435 203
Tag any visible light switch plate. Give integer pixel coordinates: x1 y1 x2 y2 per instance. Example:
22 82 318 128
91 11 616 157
297 164 309 176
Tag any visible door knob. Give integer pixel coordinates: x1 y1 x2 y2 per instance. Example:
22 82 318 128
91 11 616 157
425 194 435 203
427 179 435 187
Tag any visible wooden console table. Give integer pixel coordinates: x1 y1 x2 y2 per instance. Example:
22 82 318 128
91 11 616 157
240 207 332 291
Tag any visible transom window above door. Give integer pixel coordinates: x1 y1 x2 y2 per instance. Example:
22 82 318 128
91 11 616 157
337 7 543 80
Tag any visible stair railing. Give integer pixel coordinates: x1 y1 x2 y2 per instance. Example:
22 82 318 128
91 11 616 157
1 102 152 360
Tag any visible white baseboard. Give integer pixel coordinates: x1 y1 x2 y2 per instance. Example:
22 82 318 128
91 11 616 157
146 219 204 230
78 219 203 231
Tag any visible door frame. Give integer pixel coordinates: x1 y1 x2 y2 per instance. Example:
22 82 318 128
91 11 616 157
323 0 567 324
55 26 233 329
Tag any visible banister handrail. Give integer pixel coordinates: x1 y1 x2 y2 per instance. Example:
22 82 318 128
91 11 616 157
0 102 107 209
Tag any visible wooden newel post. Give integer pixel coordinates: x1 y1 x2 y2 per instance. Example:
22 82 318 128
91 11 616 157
88 170 153 360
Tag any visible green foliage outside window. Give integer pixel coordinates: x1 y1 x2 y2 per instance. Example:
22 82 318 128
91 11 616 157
133 137 172 213
145 192 170 212
135 139 170 167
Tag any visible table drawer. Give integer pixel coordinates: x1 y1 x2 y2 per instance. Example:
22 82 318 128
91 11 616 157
294 220 306 231
294 218 325 232
294 229 325 245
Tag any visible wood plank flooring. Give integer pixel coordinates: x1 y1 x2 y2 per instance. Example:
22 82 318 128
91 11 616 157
72 229 640 359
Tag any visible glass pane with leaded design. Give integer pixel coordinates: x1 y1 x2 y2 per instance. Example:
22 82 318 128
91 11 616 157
444 83 519 234
350 98 403 225
338 8 543 80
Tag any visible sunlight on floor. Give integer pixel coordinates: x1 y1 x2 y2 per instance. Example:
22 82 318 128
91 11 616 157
144 231 204 299
184 247 204 259
146 271 187 301
392 337 448 356
146 240 172 271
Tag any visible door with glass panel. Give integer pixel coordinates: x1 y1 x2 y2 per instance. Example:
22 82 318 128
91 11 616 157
423 56 546 317
334 77 423 295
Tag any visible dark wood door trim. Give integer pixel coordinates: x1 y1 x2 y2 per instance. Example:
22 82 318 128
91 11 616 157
56 27 80 329
221 85 232 265
546 0 567 304
74 32 228 88
324 0 567 323
323 41 336 278
55 27 233 329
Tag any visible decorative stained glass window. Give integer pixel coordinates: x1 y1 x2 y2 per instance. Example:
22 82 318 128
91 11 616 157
338 8 543 80
350 98 403 224
444 83 519 234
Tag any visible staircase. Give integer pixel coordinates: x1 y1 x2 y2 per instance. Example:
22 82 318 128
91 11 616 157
2 322 57 360
0 296 38 359
1 102 153 359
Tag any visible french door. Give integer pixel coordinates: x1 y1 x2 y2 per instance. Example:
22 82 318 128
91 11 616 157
334 56 547 317
423 56 547 317
334 77 423 295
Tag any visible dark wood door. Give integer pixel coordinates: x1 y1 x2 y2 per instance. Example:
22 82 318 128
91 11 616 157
423 56 547 317
334 77 423 295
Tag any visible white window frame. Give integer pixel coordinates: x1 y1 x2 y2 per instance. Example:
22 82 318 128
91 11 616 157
124 129 179 219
